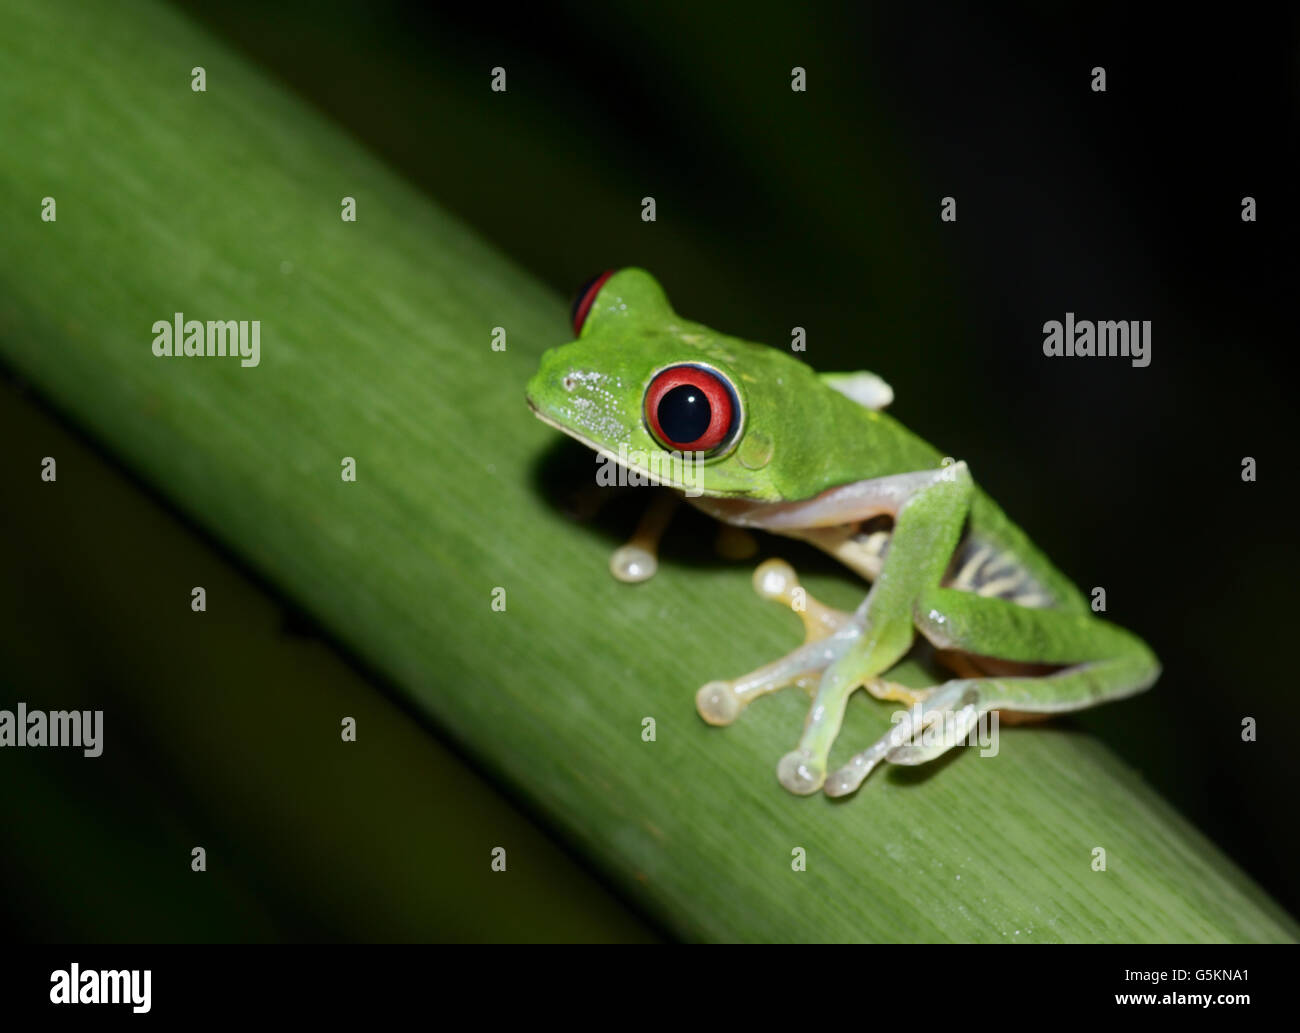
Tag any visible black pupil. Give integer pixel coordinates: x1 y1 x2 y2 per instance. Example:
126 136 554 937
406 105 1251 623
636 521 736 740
658 384 712 443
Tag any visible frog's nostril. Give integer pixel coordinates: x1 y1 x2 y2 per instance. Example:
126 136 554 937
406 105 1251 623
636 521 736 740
562 374 577 392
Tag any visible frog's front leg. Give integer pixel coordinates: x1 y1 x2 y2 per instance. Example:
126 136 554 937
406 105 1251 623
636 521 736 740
695 464 973 794
696 556 930 726
773 465 973 793
695 559 858 724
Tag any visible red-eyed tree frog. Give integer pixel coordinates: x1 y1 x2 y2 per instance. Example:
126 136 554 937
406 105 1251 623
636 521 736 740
526 268 1160 797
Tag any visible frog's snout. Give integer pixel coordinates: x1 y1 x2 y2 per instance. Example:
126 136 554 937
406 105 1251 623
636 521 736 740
526 345 581 413
525 350 557 407
524 370 543 410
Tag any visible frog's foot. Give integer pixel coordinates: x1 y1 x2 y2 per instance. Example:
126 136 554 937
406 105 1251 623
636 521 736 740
773 676 938 795
824 680 990 797
695 629 857 726
609 491 680 583
751 558 853 643
695 559 857 726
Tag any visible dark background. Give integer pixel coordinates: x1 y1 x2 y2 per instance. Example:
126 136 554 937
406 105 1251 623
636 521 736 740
3 1 1296 937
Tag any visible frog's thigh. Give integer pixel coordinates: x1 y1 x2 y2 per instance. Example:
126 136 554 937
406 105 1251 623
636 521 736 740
914 586 1157 674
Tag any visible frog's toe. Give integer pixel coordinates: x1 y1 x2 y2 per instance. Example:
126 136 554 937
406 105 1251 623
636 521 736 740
752 558 852 645
609 543 657 583
887 705 979 766
777 748 825 795
696 681 741 725
825 682 987 795
825 748 889 797
824 768 859 798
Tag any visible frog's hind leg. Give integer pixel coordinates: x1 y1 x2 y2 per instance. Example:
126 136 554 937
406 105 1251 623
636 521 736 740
824 587 1160 796
932 650 1056 725
695 559 858 725
824 654 1157 796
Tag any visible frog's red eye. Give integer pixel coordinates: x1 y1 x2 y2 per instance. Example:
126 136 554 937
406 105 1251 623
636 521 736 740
571 270 614 335
644 364 740 454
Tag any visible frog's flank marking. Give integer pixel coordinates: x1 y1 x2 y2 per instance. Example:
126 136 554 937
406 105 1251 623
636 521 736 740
945 539 1051 608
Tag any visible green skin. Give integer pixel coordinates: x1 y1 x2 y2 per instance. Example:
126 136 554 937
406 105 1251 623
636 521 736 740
526 268 1160 797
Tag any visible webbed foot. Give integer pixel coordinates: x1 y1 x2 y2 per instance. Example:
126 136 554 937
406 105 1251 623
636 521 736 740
693 559 858 726
825 680 989 797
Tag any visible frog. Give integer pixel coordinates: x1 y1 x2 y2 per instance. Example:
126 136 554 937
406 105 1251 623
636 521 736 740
525 268 1160 797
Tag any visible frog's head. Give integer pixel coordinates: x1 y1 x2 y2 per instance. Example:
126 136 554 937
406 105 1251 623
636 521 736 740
526 268 842 501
